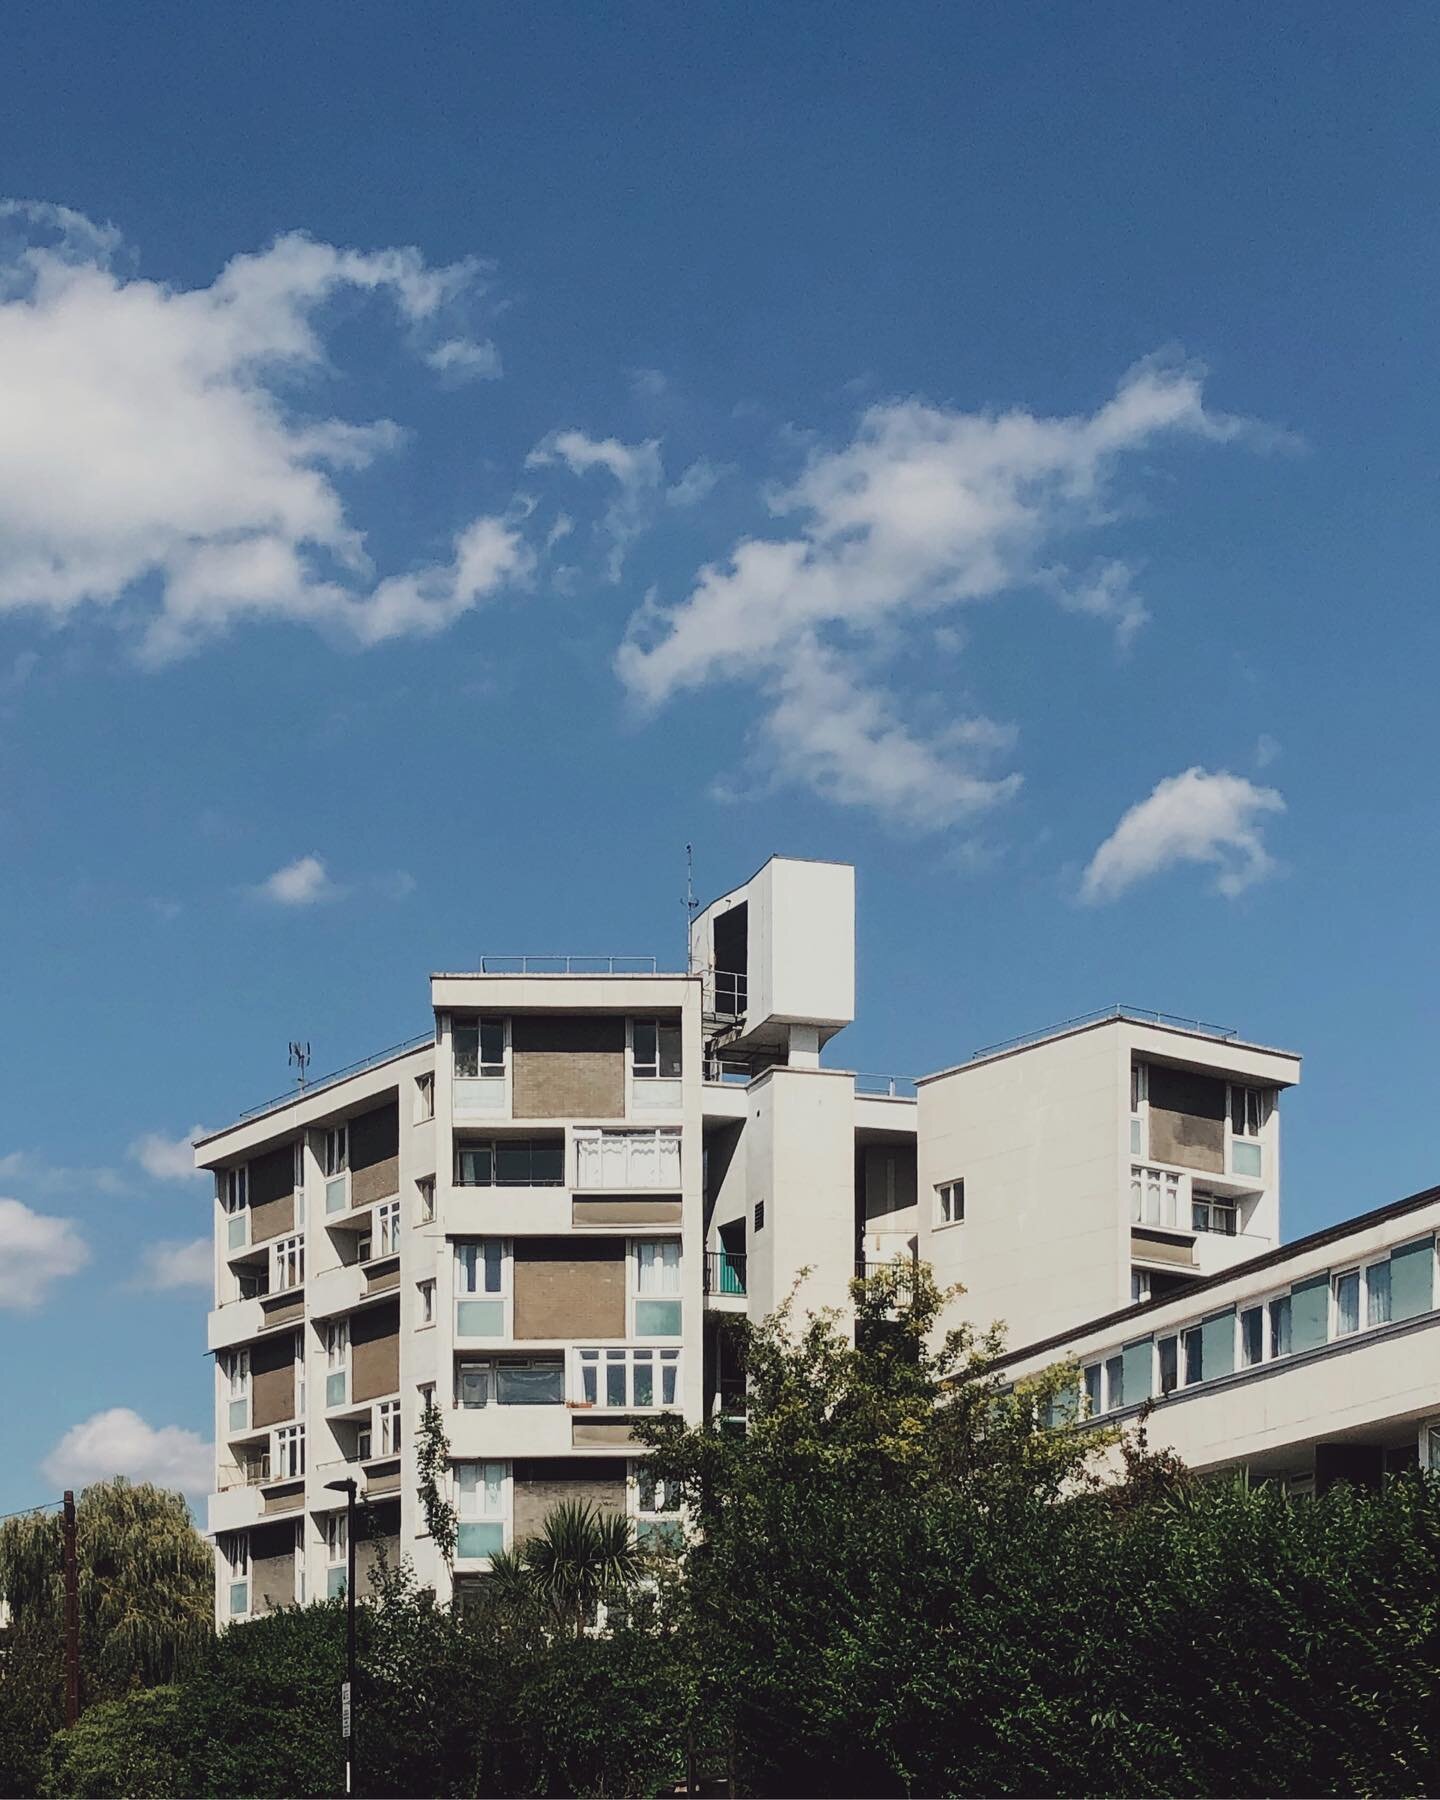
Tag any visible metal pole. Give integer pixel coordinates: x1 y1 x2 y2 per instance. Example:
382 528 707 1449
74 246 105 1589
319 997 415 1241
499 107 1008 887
345 1481 357 1798
62 1490 80 1727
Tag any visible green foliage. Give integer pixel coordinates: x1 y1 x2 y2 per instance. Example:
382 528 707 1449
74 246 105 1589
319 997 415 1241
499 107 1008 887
39 1687 190 1799
0 1478 213 1702
415 1399 458 1567
508 1501 644 1637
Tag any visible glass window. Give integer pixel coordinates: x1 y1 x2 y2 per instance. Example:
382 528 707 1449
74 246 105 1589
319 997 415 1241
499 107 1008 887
1365 1260 1392 1327
637 1466 681 1516
457 1241 503 1295
1182 1326 1203 1386
1082 1363 1102 1418
1103 1354 1124 1411
497 1139 562 1185
274 1235 305 1290
1192 1193 1238 1235
1158 1335 1178 1396
936 1180 965 1225
417 1177 435 1222
1131 1269 1151 1305
1231 1085 1268 1138
577 1347 680 1409
1334 1268 1360 1337
1131 1166 1180 1228
636 1240 681 1295
495 1359 563 1405
455 1019 505 1078
274 1425 305 1480
1268 1294 1292 1358
323 1127 348 1177
458 1362 491 1409
1240 1305 1264 1368
377 1400 401 1457
418 1280 435 1326
376 1200 400 1257
415 1073 434 1121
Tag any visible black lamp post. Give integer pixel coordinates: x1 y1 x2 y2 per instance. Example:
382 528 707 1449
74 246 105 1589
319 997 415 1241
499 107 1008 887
324 1478 359 1796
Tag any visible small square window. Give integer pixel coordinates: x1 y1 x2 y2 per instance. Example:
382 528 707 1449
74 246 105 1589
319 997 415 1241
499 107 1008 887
936 1179 965 1226
414 1073 434 1122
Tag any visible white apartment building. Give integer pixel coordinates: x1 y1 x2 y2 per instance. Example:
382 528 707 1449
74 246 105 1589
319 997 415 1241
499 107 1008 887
199 857 918 1622
198 854 1439 1622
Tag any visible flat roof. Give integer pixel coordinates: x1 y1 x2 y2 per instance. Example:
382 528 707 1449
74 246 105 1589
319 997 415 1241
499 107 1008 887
919 1005 1301 1087
990 1179 1440 1371
194 1032 433 1148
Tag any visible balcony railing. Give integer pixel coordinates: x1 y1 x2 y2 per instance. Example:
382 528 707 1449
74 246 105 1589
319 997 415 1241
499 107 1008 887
704 1250 747 1297
855 1073 918 1099
703 1058 753 1085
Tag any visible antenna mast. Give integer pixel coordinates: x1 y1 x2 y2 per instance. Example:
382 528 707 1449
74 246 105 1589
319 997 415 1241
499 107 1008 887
288 1040 311 1091
684 843 699 975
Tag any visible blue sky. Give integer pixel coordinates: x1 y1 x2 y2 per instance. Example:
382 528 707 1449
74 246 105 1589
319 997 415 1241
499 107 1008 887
2 3 1439 1513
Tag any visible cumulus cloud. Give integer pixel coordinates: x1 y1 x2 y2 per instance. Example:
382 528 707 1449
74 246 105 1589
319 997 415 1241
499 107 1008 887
131 1129 205 1181
256 853 336 906
1081 766 1285 903
667 458 723 508
527 428 663 579
1049 558 1149 649
0 199 527 659
619 359 1259 827
0 1197 90 1308
41 1408 212 1499
134 1238 212 1292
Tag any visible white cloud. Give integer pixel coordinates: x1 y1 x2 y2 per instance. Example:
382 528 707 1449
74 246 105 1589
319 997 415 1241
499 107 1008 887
130 1129 205 1181
41 1408 211 1499
1081 766 1285 903
0 200 528 659
527 428 663 579
0 1197 89 1308
425 335 501 382
135 1238 212 1292
667 458 722 508
1050 558 1149 649
618 358 1259 826
1255 733 1281 769
257 853 336 906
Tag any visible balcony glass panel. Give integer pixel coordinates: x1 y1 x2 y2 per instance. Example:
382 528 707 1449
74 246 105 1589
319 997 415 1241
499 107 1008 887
457 1521 504 1559
1231 1140 1262 1178
227 1216 247 1249
635 1299 682 1337
327 1567 347 1599
456 1299 505 1337
325 1372 347 1408
228 1400 249 1433
325 1176 349 1214
229 1581 249 1617
454 1077 506 1118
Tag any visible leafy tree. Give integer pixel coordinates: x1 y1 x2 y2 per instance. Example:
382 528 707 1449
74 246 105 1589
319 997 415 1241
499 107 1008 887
0 1479 212 1704
415 1398 459 1567
39 1687 191 1799
490 1501 643 1638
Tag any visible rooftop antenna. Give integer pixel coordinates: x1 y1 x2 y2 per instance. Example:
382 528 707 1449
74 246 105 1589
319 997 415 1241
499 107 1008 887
684 843 699 975
288 1040 311 1091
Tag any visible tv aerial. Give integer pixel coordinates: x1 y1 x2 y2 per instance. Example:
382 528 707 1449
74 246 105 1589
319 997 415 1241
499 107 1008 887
288 1041 311 1090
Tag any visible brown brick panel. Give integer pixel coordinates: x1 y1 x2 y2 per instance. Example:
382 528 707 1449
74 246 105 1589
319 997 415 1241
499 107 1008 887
263 1484 304 1515
250 1333 297 1428
1147 1065 1226 1174
511 1457 627 1543
572 1197 681 1228
352 1299 400 1400
512 1015 625 1118
513 1238 625 1339
350 1101 400 1206
571 1419 642 1449
249 1141 297 1243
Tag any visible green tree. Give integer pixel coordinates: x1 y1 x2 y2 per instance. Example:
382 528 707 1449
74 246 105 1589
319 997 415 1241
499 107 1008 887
39 1687 191 1799
490 1501 644 1638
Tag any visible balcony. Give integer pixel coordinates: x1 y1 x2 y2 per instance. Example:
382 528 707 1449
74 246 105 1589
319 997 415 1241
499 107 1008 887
703 1250 747 1299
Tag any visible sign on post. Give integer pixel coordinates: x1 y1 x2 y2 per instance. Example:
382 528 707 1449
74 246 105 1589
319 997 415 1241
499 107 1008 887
341 1680 351 1739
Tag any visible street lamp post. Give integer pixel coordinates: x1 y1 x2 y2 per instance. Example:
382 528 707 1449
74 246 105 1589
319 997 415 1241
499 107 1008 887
324 1478 359 1797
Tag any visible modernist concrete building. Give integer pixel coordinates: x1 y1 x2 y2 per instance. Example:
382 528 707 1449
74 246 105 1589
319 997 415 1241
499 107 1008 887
198 854 1440 1622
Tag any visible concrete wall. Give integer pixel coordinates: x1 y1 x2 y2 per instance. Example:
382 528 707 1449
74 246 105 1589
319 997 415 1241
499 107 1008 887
512 1016 625 1118
746 1067 858 1326
919 1025 1127 1349
513 1239 625 1338
1148 1064 1226 1174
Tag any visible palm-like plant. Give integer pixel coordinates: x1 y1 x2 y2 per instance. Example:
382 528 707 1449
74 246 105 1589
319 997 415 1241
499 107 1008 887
487 1502 642 1636
0 1477 212 1699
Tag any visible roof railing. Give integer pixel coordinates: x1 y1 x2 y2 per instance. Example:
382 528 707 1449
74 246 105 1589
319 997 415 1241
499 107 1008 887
477 954 666 975
855 1072 919 1099
969 1005 1239 1064
227 1032 435 1128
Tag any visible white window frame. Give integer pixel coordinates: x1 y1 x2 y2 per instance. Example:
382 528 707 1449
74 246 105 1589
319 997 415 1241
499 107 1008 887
631 1016 683 1081
324 1319 350 1408
574 1347 682 1411
1130 1269 1151 1305
416 1176 436 1222
324 1511 347 1566
273 1234 305 1291
1081 1361 1102 1419
575 1128 682 1190
1130 1060 1149 1157
1227 1082 1270 1179
456 1239 507 1296
224 1348 251 1432
273 1423 305 1481
1238 1300 1266 1369
1332 1265 1362 1338
632 1239 682 1339
1265 1288 1293 1360
454 1460 508 1561
418 1279 436 1328
1364 1256 1393 1328
293 1520 306 1605
1191 1190 1239 1237
633 1460 682 1521
376 1399 401 1458
454 1015 506 1080
414 1072 435 1122
323 1126 349 1177
935 1179 965 1227
224 1533 250 1617
1130 1164 1182 1230
375 1199 401 1259
294 1330 306 1415
456 1356 565 1409
222 1167 249 1212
